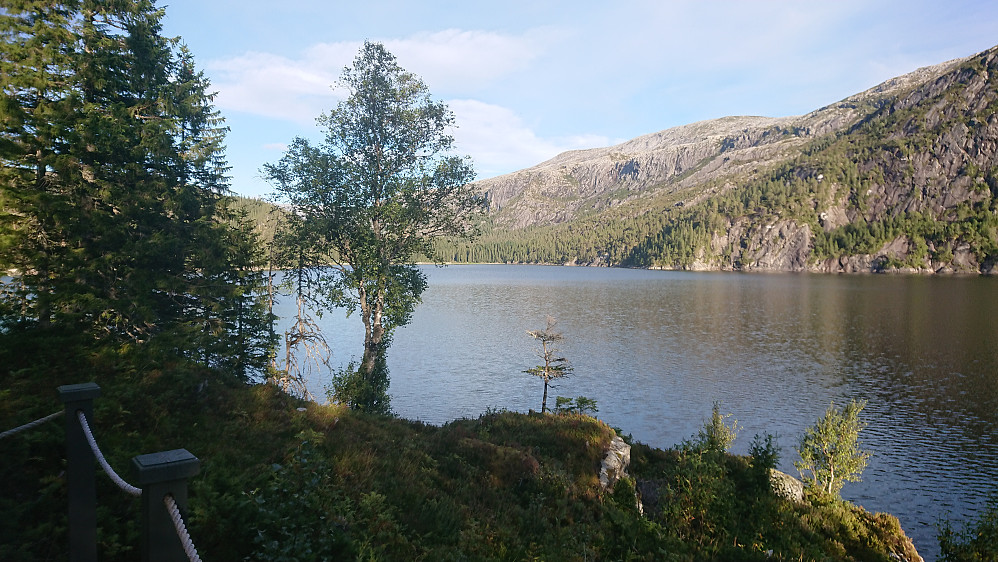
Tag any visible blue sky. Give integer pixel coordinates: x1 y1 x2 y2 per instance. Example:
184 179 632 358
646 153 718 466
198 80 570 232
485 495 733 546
161 0 998 198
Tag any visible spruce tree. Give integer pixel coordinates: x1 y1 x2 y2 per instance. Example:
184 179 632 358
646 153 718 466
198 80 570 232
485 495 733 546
1 1 274 377
0 0 82 329
524 316 573 413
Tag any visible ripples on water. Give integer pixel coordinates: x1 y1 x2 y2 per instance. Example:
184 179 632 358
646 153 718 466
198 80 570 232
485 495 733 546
279 265 998 561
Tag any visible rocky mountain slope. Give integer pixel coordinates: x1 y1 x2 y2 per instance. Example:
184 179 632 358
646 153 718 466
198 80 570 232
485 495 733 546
468 45 998 274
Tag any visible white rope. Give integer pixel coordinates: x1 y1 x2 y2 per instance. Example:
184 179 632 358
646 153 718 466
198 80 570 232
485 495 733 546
77 411 201 560
76 410 142 497
0 410 64 439
164 494 202 562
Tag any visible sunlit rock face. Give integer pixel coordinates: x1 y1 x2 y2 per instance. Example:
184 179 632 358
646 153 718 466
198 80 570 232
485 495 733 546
599 434 631 491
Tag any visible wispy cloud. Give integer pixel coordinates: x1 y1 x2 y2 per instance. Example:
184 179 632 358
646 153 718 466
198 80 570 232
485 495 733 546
185 0 998 197
448 99 615 179
206 28 552 125
207 28 592 180
384 28 555 92
206 50 342 123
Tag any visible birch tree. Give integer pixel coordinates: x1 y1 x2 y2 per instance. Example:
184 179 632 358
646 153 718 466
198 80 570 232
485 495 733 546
795 399 872 495
264 42 482 413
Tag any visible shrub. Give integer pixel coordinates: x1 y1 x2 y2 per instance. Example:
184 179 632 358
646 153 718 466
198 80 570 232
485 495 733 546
938 493 998 561
554 396 599 416
749 432 782 493
327 359 393 416
695 401 740 453
247 431 354 561
795 400 872 495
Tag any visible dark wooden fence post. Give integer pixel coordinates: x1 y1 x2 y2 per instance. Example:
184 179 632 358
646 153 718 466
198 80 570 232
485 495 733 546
58 382 101 562
132 449 200 562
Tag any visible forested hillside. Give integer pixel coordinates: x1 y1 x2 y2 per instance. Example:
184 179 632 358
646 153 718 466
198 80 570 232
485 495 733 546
228 195 282 243
448 44 998 273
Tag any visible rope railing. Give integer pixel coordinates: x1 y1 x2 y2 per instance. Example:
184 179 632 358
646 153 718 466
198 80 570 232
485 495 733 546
165 494 203 562
56 382 202 562
11 399 203 562
0 410 64 439
76 410 142 497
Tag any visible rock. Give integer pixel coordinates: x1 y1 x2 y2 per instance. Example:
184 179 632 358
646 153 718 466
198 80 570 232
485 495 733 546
475 116 824 229
474 52 973 232
599 435 631 490
769 469 805 503
600 434 644 514
469 46 998 275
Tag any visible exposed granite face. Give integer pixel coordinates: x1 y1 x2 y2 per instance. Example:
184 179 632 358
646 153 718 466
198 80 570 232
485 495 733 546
769 469 805 504
477 115 824 230
599 434 631 491
474 55 970 232
715 220 813 272
472 45 998 274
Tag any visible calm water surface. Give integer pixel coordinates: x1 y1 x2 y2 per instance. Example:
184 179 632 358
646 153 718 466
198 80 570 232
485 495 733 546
280 265 998 560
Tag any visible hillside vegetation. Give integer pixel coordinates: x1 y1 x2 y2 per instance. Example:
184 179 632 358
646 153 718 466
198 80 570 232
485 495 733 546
448 45 998 273
228 195 283 243
0 339 923 560
243 45 998 273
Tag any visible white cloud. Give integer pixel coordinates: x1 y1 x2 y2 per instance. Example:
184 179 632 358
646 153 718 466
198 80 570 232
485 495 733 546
382 28 551 91
448 99 613 178
206 50 343 123
205 29 549 125
182 0 998 198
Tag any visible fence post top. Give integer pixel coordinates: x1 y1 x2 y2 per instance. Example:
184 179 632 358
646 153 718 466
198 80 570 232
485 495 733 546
58 382 101 403
132 449 200 485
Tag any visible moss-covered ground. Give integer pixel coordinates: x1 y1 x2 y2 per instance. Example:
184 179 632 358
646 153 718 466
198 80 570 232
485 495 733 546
1 329 926 561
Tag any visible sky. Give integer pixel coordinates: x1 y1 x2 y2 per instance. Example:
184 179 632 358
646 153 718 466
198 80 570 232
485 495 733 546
160 0 998 198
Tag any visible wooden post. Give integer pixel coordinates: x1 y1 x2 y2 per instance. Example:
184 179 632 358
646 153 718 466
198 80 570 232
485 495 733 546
132 449 200 562
58 382 101 562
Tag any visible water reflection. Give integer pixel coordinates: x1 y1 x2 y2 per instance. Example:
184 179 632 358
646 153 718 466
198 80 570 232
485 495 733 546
278 266 998 560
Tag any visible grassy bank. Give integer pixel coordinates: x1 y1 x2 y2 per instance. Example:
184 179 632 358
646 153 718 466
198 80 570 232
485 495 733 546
1 336 928 561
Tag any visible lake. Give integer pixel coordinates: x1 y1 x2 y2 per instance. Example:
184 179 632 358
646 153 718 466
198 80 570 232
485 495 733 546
277 264 998 560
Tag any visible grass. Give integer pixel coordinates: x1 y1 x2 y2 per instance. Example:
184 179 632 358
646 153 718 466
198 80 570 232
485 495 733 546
1 330 924 560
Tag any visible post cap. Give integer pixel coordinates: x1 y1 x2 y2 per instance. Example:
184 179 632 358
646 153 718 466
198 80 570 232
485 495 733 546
132 449 200 485
57 382 101 403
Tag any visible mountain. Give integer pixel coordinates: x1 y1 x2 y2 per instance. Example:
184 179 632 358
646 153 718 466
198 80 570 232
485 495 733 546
465 45 998 273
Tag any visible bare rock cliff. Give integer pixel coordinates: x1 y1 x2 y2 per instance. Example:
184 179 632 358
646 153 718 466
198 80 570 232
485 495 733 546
476 56 968 231
472 45 998 274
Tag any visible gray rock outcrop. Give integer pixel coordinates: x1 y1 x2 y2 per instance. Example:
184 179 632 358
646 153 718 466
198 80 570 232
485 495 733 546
599 434 631 491
468 45 998 275
474 56 969 232
769 469 805 504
